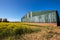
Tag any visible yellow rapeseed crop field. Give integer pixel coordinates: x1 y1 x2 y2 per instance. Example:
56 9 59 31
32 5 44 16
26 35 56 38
0 22 40 40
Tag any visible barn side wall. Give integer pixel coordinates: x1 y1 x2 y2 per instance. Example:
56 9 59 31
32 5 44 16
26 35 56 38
21 10 59 26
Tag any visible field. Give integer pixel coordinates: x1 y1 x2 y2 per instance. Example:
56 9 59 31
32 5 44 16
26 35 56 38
0 22 60 40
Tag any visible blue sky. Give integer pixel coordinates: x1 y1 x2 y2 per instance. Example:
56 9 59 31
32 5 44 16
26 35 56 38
0 0 60 21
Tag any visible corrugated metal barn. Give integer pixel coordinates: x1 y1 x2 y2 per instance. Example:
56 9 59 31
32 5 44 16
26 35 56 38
21 10 59 26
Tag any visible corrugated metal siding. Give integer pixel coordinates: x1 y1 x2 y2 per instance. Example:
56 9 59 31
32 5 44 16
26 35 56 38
21 10 57 23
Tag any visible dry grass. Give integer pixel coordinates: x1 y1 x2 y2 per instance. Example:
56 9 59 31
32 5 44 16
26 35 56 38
18 26 60 40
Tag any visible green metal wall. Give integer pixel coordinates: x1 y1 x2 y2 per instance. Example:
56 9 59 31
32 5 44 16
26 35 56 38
21 10 58 23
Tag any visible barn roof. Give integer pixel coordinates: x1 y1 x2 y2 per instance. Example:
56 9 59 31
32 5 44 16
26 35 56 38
29 10 57 16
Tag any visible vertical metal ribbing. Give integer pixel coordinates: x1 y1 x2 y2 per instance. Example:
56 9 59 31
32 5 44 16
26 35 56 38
51 13 53 22
30 11 32 22
30 11 32 20
27 13 29 18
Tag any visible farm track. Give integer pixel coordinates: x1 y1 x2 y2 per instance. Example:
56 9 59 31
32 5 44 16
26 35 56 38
22 22 57 27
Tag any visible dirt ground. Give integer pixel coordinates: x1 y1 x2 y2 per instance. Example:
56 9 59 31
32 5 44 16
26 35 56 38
19 22 60 40
23 22 57 27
